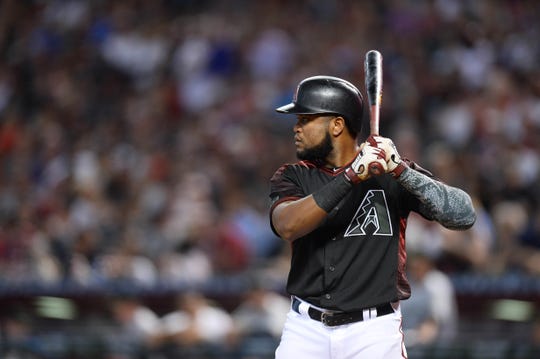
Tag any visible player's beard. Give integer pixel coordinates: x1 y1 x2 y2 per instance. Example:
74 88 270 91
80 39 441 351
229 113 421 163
297 131 333 163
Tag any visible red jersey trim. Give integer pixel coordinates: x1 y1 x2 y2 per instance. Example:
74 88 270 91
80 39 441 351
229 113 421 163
301 154 359 176
396 217 411 300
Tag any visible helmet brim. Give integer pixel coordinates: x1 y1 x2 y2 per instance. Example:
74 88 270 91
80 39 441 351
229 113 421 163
276 102 321 115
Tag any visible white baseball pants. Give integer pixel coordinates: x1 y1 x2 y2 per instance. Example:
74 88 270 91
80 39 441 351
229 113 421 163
275 298 407 359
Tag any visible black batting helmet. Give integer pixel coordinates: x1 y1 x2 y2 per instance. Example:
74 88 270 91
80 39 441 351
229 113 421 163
276 75 364 133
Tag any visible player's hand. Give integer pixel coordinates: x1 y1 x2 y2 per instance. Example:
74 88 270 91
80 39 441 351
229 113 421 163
345 143 387 183
367 135 407 177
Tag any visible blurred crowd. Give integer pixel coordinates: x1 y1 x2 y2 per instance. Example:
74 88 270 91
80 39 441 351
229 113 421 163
0 0 538 288
2 283 291 358
0 0 540 357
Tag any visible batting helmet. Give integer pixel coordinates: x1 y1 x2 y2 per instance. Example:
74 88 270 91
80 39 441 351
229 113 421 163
276 75 364 133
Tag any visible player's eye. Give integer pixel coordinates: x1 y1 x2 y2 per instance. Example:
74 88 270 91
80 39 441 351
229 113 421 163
297 116 315 125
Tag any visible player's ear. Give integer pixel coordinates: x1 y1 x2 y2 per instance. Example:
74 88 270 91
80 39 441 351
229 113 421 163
331 116 345 136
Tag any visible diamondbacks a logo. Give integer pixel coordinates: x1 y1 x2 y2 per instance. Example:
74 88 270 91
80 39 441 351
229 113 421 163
344 190 393 237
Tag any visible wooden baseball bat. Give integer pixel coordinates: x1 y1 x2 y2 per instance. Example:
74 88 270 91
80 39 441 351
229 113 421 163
364 50 384 175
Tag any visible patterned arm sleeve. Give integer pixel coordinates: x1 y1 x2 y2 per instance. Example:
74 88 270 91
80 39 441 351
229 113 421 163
397 166 476 230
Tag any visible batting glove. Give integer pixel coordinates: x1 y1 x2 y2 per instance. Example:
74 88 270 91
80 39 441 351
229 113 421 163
368 135 408 177
345 143 387 184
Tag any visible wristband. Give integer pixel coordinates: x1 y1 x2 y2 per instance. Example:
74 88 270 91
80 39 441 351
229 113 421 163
312 173 353 213
391 161 408 178
344 167 362 185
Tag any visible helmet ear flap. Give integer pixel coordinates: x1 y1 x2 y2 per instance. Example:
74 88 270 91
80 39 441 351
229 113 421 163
276 76 364 134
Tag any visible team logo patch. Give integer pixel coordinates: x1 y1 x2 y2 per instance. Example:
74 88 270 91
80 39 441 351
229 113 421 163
344 190 393 237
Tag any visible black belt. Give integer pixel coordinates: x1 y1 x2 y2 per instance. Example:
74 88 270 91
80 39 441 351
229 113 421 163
292 297 394 327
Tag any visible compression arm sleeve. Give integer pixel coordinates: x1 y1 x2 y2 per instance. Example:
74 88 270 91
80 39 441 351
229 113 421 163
397 167 476 230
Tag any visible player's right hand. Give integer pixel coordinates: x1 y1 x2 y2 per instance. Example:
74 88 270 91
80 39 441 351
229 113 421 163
367 135 408 177
345 144 387 183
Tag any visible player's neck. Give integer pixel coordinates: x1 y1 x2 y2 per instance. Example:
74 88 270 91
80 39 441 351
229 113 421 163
325 143 360 170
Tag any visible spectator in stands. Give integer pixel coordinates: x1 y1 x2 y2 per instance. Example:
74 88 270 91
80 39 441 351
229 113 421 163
156 233 214 285
406 195 496 273
107 296 162 358
490 200 530 274
156 291 235 357
231 282 289 339
517 207 540 275
402 252 458 347
229 276 290 357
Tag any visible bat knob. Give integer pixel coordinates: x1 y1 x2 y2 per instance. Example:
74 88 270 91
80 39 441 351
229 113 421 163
369 162 385 176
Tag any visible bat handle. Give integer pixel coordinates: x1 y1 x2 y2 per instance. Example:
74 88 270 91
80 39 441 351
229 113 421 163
369 105 380 137
368 105 383 175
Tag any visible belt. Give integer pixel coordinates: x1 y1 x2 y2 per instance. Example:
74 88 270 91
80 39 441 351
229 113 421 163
292 297 394 327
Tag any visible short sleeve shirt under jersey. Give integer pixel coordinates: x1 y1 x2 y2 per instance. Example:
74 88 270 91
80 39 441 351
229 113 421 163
269 160 424 312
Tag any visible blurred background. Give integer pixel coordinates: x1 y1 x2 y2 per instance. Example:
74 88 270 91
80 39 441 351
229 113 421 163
0 0 539 358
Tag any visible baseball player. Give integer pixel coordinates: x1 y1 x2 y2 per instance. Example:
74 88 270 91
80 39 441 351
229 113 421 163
269 75 476 358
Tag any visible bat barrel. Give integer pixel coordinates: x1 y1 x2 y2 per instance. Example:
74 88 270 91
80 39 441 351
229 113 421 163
364 50 383 107
365 50 383 171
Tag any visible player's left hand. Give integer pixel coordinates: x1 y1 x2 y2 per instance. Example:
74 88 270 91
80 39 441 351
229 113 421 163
367 135 407 177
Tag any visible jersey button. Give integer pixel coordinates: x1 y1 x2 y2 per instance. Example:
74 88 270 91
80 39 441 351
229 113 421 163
325 293 331 300
329 265 335 272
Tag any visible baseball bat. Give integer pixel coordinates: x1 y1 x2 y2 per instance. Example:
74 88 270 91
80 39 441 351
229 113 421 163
364 50 384 175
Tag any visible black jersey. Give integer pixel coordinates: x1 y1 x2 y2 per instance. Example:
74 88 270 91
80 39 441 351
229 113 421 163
269 160 424 312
